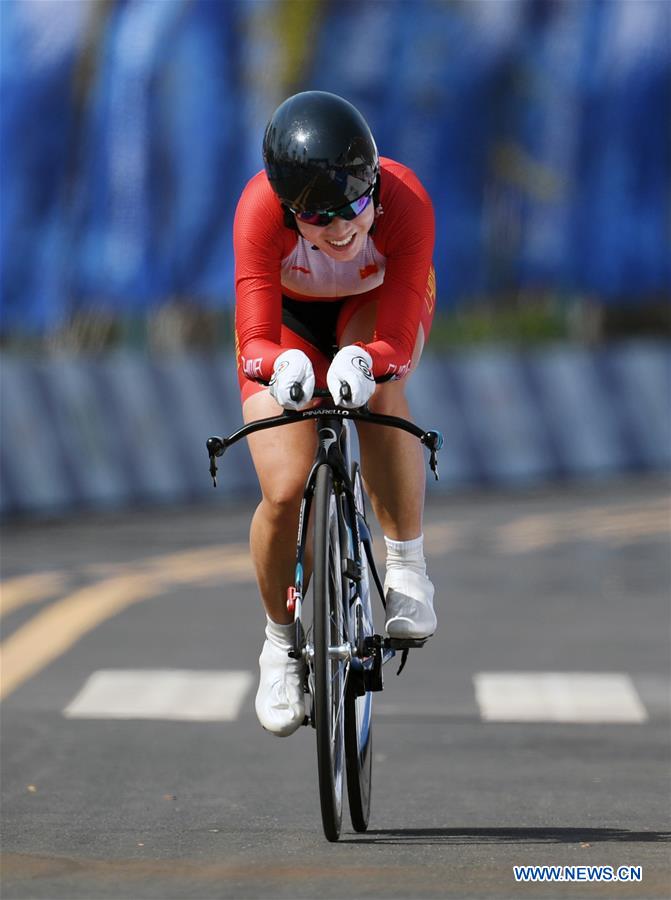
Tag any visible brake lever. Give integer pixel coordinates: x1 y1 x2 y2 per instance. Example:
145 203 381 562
206 436 226 487
423 430 444 482
289 381 352 406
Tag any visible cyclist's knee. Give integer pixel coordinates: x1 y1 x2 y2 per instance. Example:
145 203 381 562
260 482 303 526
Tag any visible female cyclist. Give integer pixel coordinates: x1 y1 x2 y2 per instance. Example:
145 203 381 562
234 91 437 736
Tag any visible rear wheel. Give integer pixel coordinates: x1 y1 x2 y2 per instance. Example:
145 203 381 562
313 464 346 842
345 462 373 832
345 669 373 831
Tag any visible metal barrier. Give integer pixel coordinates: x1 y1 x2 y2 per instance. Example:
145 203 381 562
1 342 668 517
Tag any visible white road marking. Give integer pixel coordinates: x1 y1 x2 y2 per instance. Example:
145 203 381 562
63 670 254 722
474 672 648 723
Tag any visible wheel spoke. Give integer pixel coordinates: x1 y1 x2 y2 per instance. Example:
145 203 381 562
332 675 346 735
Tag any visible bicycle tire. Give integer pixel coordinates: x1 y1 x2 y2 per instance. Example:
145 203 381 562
313 463 346 842
344 462 373 831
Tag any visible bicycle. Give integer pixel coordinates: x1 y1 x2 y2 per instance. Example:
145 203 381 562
206 382 443 841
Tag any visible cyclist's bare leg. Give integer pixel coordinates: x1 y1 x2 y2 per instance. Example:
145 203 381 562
339 304 426 541
243 390 316 625
340 304 436 638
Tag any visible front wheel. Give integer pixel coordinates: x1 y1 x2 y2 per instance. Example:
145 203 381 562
313 464 346 842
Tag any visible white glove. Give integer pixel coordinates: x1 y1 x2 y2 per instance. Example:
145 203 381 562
268 349 315 410
327 345 375 408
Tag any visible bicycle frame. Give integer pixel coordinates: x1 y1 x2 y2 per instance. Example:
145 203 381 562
207 399 443 839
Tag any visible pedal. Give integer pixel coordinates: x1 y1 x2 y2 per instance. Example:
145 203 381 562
384 636 430 650
363 634 383 653
361 634 384 691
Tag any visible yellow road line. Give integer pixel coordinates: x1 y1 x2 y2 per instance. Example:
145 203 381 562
0 573 162 700
0 544 254 621
423 522 464 556
137 544 254 583
0 547 255 701
496 501 671 554
0 571 68 618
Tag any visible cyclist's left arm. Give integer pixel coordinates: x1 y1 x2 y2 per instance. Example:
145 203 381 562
356 164 435 380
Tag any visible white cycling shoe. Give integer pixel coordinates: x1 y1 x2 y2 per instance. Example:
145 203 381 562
255 636 306 737
384 567 437 640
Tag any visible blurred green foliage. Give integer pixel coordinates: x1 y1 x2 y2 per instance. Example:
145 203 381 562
431 303 569 347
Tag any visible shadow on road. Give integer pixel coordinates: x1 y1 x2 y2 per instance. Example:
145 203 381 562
341 827 671 846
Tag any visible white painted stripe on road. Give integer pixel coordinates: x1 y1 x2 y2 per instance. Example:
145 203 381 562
0 550 254 701
63 670 254 722
474 672 648 723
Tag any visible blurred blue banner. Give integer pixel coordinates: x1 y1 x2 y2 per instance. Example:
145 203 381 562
310 0 671 307
1 0 669 335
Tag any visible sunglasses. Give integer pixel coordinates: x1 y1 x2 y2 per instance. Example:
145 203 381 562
292 191 372 227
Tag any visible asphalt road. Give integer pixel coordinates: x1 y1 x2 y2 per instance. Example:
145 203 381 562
1 477 670 899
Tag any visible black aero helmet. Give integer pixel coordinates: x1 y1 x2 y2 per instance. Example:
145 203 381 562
263 91 379 214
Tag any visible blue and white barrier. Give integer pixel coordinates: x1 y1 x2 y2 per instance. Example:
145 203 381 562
1 342 669 516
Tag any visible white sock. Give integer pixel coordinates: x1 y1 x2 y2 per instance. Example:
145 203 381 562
265 615 294 650
384 534 427 575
